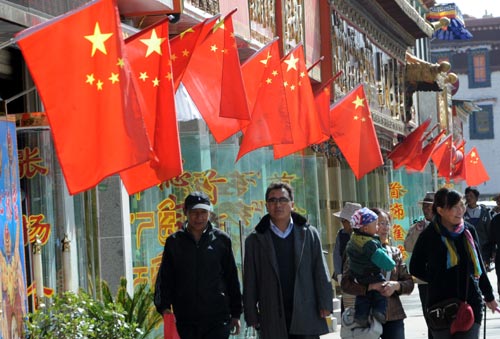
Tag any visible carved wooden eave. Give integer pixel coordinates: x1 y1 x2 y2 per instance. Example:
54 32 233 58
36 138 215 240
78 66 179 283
331 0 433 61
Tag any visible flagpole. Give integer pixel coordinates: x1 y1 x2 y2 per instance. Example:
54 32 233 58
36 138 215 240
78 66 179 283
0 38 17 51
421 124 439 141
307 56 324 72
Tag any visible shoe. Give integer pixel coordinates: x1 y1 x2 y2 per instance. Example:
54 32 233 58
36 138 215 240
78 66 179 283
372 311 386 324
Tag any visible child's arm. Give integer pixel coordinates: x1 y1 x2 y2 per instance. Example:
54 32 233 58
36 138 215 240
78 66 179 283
370 246 396 271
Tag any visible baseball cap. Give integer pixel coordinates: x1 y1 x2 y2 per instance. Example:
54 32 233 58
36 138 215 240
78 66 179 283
184 191 211 211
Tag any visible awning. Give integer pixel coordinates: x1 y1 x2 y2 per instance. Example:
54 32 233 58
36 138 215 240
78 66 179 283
426 3 472 40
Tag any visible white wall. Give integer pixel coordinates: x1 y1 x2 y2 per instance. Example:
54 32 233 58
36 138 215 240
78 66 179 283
455 71 500 197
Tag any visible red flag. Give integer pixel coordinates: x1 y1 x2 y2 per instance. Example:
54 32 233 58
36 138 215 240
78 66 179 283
431 134 453 179
181 10 250 142
465 147 490 186
169 16 219 92
330 84 383 179
119 18 182 195
450 140 466 181
236 39 292 161
388 118 431 170
313 71 342 137
406 129 446 173
273 44 328 159
15 0 151 195
163 313 180 339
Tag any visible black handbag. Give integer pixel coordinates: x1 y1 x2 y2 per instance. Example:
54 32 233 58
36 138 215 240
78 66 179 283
426 297 461 330
426 259 473 332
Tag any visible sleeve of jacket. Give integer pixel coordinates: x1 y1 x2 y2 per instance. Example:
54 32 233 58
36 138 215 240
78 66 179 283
333 231 342 279
154 237 175 315
243 234 259 326
409 227 430 282
311 226 333 312
390 246 414 295
367 241 395 271
222 234 243 319
341 258 368 296
404 221 424 252
469 225 495 302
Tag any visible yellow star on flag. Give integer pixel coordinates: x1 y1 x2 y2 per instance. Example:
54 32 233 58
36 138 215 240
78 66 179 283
352 95 365 109
140 28 166 57
84 22 113 57
108 72 119 84
284 53 299 72
260 51 272 66
86 74 95 85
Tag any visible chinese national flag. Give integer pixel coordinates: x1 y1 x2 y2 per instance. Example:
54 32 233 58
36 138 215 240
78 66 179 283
236 39 292 161
314 78 334 137
330 84 383 180
181 10 250 142
273 44 328 159
388 118 431 170
119 17 182 195
313 71 342 137
406 129 446 173
431 134 453 178
450 140 466 181
169 16 219 92
465 147 490 186
15 0 151 195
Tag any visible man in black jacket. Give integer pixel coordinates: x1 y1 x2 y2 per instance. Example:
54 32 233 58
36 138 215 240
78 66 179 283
154 191 242 339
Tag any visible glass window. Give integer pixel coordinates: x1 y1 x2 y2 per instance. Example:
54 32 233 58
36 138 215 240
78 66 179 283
470 105 494 139
468 49 491 88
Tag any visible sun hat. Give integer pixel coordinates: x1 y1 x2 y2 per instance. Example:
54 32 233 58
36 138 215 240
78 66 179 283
418 192 435 205
351 207 378 229
333 202 362 220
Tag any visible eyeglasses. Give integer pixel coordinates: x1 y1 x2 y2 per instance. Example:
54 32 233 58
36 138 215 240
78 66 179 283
267 197 291 204
378 221 390 227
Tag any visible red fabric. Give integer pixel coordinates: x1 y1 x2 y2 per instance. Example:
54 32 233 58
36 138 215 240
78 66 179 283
236 40 292 161
314 78 334 137
120 18 182 195
169 16 218 92
330 84 383 179
273 44 328 159
465 147 490 186
163 313 180 339
15 0 151 195
450 140 466 182
388 118 431 169
182 11 249 142
406 129 446 173
431 134 453 179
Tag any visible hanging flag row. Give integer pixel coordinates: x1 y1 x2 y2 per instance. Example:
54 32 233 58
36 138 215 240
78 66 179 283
14 0 387 195
388 120 489 186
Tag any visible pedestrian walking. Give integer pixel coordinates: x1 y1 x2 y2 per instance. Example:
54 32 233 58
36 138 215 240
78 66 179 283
243 181 333 339
342 208 414 338
410 188 498 338
464 186 493 271
405 191 435 339
154 191 242 339
332 202 362 312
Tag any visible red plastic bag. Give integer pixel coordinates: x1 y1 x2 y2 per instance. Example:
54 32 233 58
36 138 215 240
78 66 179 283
163 313 181 339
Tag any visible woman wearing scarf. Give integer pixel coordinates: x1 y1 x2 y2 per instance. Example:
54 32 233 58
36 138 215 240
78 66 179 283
342 208 414 339
410 188 498 338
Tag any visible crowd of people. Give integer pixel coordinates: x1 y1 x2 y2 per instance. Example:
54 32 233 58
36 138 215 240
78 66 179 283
153 183 500 339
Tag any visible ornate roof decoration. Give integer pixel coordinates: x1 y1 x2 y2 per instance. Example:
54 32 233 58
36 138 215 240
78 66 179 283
331 0 432 61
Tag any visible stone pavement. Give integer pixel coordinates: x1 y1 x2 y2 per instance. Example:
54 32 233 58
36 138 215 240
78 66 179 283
322 271 500 338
